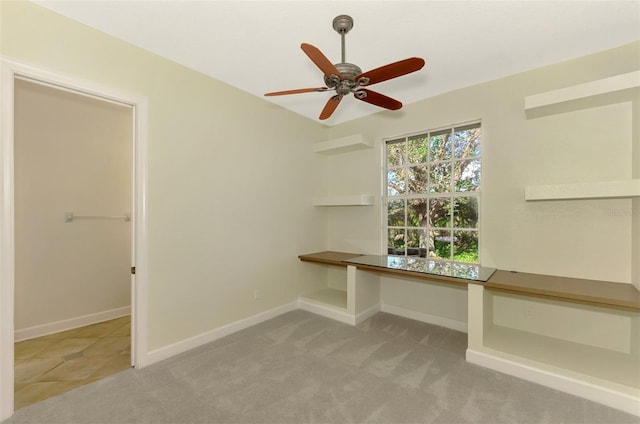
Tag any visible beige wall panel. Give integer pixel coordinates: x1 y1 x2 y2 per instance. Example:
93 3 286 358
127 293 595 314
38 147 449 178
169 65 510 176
14 79 132 331
2 1 328 350
323 42 639 320
3 0 638 352
326 42 639 284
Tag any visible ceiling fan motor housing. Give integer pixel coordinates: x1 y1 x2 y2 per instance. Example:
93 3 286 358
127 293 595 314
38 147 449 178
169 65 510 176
324 62 363 95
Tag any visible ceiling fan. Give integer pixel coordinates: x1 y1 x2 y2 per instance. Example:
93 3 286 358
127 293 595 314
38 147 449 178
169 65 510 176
265 15 426 120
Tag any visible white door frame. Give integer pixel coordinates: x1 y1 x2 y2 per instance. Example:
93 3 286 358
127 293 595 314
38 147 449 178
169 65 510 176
0 57 149 421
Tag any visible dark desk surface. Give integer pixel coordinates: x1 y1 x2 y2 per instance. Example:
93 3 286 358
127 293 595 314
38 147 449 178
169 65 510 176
343 255 496 282
298 251 364 266
298 251 495 287
486 270 640 311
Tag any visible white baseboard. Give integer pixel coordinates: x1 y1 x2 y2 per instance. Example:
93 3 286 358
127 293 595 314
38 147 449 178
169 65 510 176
14 306 131 342
37 301 634 418
145 301 298 365
298 301 464 331
380 303 468 333
355 304 381 325
297 299 380 326
466 349 640 417
298 298 356 325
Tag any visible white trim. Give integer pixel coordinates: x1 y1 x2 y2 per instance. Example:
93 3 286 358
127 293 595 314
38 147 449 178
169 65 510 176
14 307 131 342
0 58 16 423
131 83 150 369
382 121 482 262
381 303 468 333
298 297 356 325
146 302 299 365
0 57 149 421
299 298 381 326
355 304 381 325
466 349 640 417
145 301 457 369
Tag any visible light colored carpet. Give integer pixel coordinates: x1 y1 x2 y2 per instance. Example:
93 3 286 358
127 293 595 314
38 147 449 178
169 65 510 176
4 310 637 424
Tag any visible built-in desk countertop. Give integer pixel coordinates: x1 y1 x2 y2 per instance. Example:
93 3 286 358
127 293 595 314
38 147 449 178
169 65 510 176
485 269 640 312
298 251 640 312
299 251 495 285
298 251 364 267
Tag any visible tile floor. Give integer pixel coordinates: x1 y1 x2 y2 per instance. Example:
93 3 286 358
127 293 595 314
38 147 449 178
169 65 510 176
14 316 131 410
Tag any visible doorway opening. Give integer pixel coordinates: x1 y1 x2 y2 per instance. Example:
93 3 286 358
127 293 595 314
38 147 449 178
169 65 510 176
13 78 133 409
0 59 148 420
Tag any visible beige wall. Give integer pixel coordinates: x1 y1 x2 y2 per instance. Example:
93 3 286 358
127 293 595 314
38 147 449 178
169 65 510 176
14 79 133 332
1 0 329 351
325 42 639 322
2 0 637 351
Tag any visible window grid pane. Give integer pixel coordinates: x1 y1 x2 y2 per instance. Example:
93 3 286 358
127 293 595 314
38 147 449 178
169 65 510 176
384 123 481 264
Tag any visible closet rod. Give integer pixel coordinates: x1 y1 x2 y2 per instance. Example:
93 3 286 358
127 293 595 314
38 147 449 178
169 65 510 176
64 212 130 223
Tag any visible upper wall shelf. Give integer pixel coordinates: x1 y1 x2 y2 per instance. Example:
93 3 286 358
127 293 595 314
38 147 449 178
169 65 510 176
313 134 373 155
524 71 640 119
525 179 640 201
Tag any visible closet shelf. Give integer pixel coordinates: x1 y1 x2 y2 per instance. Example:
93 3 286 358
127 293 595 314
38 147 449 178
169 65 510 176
313 195 375 206
524 71 640 119
313 134 373 155
524 179 640 201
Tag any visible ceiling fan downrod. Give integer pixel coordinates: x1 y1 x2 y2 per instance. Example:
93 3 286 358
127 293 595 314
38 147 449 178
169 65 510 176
332 15 353 63
326 15 363 95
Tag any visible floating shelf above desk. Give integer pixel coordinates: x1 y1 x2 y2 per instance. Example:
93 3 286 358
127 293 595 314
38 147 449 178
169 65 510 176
313 194 375 206
525 179 640 201
524 71 640 119
313 133 373 155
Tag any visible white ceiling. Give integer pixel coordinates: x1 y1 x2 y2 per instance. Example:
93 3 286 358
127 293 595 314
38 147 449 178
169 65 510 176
33 0 640 126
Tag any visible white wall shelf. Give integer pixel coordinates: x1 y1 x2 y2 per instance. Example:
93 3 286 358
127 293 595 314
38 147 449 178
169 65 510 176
525 179 640 201
313 194 375 206
525 71 640 119
313 133 373 155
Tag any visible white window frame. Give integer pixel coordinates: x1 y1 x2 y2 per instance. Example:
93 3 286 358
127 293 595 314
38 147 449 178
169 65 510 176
383 121 482 264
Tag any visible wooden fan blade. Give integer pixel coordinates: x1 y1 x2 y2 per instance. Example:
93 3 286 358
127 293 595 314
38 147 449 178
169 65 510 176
301 43 343 79
356 57 425 86
354 89 402 110
264 87 328 96
319 95 342 120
